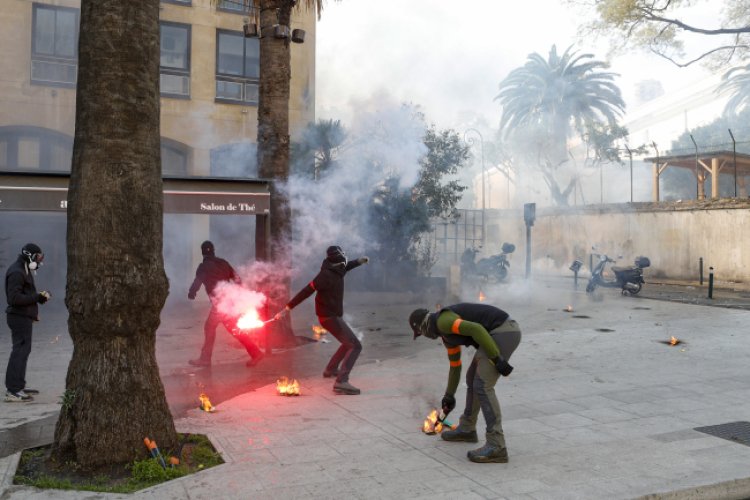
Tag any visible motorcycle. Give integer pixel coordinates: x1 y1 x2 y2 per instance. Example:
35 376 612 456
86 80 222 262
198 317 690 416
585 253 651 295
461 243 516 283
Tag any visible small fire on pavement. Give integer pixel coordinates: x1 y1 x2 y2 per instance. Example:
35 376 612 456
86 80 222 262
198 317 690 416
421 409 456 435
657 336 684 346
276 377 301 396
311 325 328 341
564 305 573 313
478 290 486 302
199 393 215 412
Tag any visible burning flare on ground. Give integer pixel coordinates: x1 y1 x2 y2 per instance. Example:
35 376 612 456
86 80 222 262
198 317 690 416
236 307 264 330
670 336 679 346
478 290 486 302
199 393 215 412
564 305 573 313
276 377 301 396
312 325 328 341
421 409 456 434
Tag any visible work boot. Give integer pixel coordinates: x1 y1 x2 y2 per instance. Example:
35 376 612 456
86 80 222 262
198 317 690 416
189 358 211 367
246 353 264 367
322 368 339 378
441 428 478 443
467 444 509 463
333 381 360 395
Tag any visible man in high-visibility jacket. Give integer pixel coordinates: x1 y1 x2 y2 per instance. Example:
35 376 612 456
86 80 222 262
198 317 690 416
409 303 521 463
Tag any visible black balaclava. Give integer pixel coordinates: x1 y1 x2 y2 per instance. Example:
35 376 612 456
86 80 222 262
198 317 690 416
409 308 436 339
326 245 347 266
201 240 215 257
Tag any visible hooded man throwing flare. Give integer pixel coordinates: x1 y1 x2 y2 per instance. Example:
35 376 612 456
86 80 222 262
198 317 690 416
409 302 521 463
275 246 368 395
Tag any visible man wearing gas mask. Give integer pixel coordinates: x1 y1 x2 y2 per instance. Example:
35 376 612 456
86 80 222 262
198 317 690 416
409 302 521 463
274 246 369 395
4 243 50 402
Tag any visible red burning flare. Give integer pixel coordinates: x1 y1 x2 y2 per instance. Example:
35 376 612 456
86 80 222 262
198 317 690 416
236 308 264 330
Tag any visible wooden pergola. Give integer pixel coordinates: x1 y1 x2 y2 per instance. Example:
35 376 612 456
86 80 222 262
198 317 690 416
644 150 750 202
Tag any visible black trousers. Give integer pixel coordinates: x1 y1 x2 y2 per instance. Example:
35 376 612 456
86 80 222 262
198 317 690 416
5 314 33 394
320 316 362 383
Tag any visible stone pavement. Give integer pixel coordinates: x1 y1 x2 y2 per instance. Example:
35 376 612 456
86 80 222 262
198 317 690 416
1 277 750 499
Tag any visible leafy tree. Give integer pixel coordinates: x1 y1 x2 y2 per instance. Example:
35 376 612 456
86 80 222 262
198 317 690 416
416 126 469 218
291 119 347 179
570 0 750 68
369 126 468 271
54 0 176 467
495 45 625 205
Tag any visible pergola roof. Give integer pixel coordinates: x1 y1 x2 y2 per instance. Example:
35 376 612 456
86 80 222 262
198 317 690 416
643 150 750 177
642 150 750 201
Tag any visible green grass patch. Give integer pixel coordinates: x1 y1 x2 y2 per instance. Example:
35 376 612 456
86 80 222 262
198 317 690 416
14 433 224 494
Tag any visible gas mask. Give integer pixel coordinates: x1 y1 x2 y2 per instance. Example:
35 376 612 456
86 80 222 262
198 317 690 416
420 315 438 339
22 247 44 271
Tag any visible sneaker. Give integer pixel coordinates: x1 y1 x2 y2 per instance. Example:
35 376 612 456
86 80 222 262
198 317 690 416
188 358 211 367
467 444 509 463
22 388 40 395
322 368 339 378
5 390 33 402
246 353 264 367
441 428 479 443
333 381 360 395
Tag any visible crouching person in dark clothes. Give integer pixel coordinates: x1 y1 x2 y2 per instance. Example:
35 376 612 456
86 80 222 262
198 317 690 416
274 246 368 395
409 303 521 463
188 240 264 368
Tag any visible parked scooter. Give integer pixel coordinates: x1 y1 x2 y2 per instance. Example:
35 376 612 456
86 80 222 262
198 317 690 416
461 243 516 283
585 253 651 295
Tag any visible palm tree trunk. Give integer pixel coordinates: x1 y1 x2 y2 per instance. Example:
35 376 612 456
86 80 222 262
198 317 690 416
53 0 176 467
257 0 297 347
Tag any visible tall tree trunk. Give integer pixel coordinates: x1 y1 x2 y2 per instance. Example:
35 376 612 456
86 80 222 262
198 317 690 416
53 0 176 467
257 0 296 347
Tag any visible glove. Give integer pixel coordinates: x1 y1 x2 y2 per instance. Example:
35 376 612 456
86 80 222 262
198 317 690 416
37 291 50 304
357 256 370 264
188 292 196 300
441 394 456 415
273 306 291 321
492 356 514 376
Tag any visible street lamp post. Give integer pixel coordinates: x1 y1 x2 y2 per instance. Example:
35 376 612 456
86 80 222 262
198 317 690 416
464 129 486 248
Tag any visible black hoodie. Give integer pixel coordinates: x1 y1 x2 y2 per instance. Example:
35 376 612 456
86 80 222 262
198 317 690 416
287 258 363 318
5 255 41 320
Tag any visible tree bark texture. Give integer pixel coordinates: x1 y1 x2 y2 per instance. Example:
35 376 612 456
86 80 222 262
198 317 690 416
53 0 176 467
257 0 296 346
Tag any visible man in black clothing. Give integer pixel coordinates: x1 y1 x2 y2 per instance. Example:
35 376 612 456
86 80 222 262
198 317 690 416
188 241 264 368
275 246 368 395
409 302 521 463
5 243 50 403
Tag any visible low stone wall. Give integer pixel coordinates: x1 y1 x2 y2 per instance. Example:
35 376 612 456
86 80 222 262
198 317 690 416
483 198 750 283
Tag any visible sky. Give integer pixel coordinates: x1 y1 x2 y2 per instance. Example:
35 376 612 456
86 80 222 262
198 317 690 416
315 0 720 130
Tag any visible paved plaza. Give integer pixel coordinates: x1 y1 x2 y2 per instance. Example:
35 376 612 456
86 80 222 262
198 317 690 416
1 277 750 499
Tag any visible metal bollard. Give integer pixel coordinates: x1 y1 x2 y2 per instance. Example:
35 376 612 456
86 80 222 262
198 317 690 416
699 257 703 285
708 267 714 299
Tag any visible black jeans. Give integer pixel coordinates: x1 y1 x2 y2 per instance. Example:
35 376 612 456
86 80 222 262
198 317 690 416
5 314 33 394
320 316 362 383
